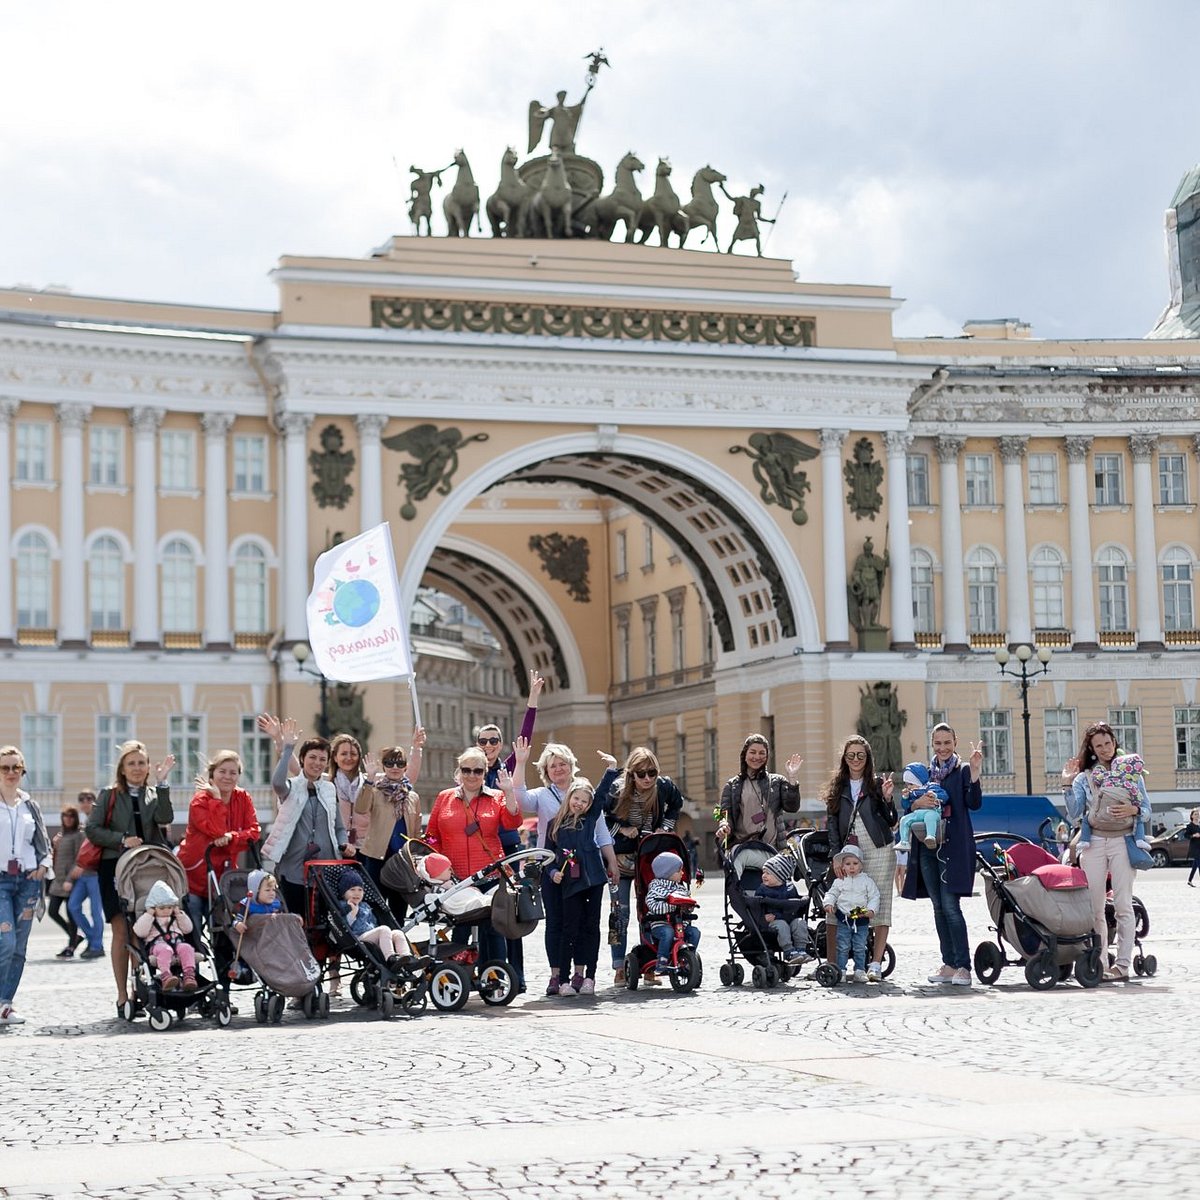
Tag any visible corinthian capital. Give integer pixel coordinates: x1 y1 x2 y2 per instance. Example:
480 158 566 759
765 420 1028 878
277 412 314 438
355 413 389 439
819 428 847 453
1128 431 1158 462
998 435 1028 464
882 430 914 458
201 412 235 438
0 396 18 426
1064 435 1093 463
935 435 966 463
55 402 93 432
129 406 166 435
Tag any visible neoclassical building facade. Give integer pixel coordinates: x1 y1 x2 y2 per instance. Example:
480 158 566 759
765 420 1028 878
3 213 1200 822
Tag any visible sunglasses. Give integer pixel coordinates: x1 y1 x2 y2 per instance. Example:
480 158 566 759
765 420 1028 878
0 764 22 773
633 768 658 780
459 766 486 776
382 758 406 768
477 737 501 747
845 751 867 761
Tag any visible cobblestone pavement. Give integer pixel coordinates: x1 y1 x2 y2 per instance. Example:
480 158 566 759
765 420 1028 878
2 870 1197 1197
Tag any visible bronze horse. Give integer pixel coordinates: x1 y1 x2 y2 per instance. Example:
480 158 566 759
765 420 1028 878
443 150 480 237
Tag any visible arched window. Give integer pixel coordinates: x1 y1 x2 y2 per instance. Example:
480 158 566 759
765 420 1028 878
88 536 124 631
966 547 1000 634
911 549 935 633
1097 547 1130 632
161 539 197 631
1162 547 1194 631
233 543 268 633
1031 546 1065 629
15 531 52 627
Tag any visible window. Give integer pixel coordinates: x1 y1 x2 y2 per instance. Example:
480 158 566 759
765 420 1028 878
1031 546 1065 629
232 434 268 493
911 549 935 633
96 714 133 786
704 728 718 790
615 612 630 683
88 536 124 630
241 715 274 787
1159 454 1187 505
161 539 197 630
15 531 52 626
160 431 195 490
20 714 58 789
675 733 687 790
614 530 627 578
1097 548 1130 632
964 455 994 506
1163 548 1195 631
1176 707 1200 770
642 522 654 570
233 543 269 632
644 611 657 677
926 710 947 744
169 715 204 787
906 454 930 506
979 710 1012 776
1108 709 1140 755
966 547 1000 634
15 422 50 483
89 426 123 485
1028 453 1059 505
1094 454 1123 506
670 603 685 672
1043 709 1076 775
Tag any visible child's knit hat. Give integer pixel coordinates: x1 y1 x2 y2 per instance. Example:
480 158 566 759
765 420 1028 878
418 853 453 882
145 880 179 910
761 852 796 884
339 868 365 896
652 851 684 879
902 762 931 790
246 869 270 899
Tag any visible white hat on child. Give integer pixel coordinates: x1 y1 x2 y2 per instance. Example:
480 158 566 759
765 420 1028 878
144 880 179 910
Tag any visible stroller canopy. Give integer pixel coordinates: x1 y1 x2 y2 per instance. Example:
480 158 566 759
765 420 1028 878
115 845 188 914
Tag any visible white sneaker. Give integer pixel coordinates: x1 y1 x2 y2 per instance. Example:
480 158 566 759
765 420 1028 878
557 983 577 996
852 969 869 983
866 962 882 983
0 1006 25 1025
927 966 955 984
951 968 972 987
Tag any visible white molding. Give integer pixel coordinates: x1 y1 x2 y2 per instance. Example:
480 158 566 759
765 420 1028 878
84 527 134 562
10 523 61 560
156 530 206 565
453 508 605 526
229 532 279 568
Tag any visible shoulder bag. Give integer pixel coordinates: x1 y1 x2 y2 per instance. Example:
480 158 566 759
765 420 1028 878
75 789 118 872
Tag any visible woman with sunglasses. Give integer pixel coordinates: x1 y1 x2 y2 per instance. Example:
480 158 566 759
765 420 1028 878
822 735 897 983
425 746 522 963
596 746 683 986
715 735 804 853
355 730 426 895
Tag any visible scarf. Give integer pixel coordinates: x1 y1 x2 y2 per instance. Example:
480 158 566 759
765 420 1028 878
334 771 363 807
929 753 960 785
376 774 413 819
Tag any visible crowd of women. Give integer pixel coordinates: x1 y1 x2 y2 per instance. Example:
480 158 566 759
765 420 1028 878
0 705 1163 1024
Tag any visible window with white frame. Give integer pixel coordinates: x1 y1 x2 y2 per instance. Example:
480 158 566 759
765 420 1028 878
1094 454 1123 506
979 710 1012 775
161 539 197 630
966 547 1000 633
675 733 687 790
1097 547 1130 632
1162 547 1194 631
644 610 657 677
926 710 948 745
670 600 685 671
614 529 627 578
642 522 654 569
96 714 133 786
88 536 124 630
232 434 268 493
704 728 718 790
1028 453 1059 504
1043 708 1076 774
1159 453 1187 505
15 422 50 482
1108 709 1140 755
911 549 935 632
169 715 205 787
160 430 195 490
1031 546 1065 628
20 714 58 789
241 715 274 787
1176 707 1200 770
88 425 123 486
233 543 269 632
964 455 994 506
615 611 630 683
906 454 930 506
15 531 52 627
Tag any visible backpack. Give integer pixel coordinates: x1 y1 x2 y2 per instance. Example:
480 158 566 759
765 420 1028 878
1085 773 1136 836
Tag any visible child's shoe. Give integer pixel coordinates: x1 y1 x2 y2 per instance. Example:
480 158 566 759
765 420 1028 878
579 978 596 995
1136 840 1151 851
162 973 181 992
1077 841 1090 851
557 982 577 996
923 835 938 849
181 971 198 993
784 949 804 963
852 969 869 983
654 958 674 975
895 839 910 852
545 976 561 996
866 961 882 983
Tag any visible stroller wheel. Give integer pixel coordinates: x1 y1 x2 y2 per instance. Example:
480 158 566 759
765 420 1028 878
1142 954 1158 976
216 1002 234 1028
880 943 897 980
732 962 745 986
719 963 734 986
1074 948 1102 989
148 1007 172 1032
1133 897 1150 940
763 965 779 989
253 993 268 1024
477 960 518 1007
267 994 285 1024
814 962 840 989
1132 955 1145 977
378 989 395 1020
350 969 372 1007
670 947 702 993
428 962 472 1012
301 992 317 1019
1024 951 1058 991
751 964 766 988
318 990 331 1017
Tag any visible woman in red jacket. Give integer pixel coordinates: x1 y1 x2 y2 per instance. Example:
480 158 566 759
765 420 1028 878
425 746 520 963
177 750 261 928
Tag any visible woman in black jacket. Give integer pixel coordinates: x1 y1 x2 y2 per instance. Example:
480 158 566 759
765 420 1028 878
715 734 803 852
821 735 897 983
1187 808 1200 886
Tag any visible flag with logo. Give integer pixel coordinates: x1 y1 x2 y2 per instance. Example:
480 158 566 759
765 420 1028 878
305 523 412 682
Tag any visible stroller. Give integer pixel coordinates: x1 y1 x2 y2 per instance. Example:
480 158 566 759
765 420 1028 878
114 845 229 1030
973 833 1103 989
718 839 806 989
622 832 702 993
306 859 429 1020
385 840 555 1012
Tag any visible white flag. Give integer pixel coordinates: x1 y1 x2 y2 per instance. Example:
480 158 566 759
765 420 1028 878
305 523 412 683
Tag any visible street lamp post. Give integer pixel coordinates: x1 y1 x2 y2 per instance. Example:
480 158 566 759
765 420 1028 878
291 642 330 738
994 643 1053 795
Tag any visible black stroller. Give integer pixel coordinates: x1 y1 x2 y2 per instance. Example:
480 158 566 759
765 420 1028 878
718 839 806 989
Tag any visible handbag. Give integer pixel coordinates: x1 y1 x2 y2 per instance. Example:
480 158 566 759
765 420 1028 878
491 877 543 939
616 851 637 878
75 790 118 872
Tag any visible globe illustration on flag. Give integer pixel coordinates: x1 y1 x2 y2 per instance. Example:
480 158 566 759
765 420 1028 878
332 579 381 627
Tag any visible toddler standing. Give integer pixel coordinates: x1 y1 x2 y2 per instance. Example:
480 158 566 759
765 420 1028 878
823 846 880 983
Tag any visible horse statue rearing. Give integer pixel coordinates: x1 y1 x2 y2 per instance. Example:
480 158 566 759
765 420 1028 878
680 165 727 247
585 151 644 242
529 151 574 238
635 158 687 248
443 150 479 238
485 147 532 238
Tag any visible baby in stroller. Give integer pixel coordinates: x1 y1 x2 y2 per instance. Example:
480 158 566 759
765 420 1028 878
754 852 812 964
415 852 489 917
822 846 880 983
233 869 283 930
647 851 700 974
131 880 198 992
338 869 424 970
896 763 948 850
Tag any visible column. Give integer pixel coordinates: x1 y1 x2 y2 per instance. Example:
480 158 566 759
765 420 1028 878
56 402 92 647
130 407 164 647
883 431 915 649
356 413 387 530
819 428 850 649
936 435 968 651
1065 436 1097 650
280 412 314 643
1130 431 1164 649
0 399 17 644
999 435 1031 645
202 412 234 649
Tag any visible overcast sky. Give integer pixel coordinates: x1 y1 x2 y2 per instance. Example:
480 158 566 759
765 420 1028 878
2 2 1196 339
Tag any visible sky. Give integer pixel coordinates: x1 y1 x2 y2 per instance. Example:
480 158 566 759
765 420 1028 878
2 2 1196 339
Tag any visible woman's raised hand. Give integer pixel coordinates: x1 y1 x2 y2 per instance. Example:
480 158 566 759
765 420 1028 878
411 725 427 749
279 717 300 745
154 755 176 784
597 751 618 770
513 736 531 765
881 774 895 800
968 741 984 775
194 772 218 797
257 713 283 746
1061 755 1080 784
528 670 545 704
784 753 803 778
363 751 382 779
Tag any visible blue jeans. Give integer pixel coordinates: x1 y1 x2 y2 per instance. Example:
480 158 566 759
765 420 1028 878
652 920 700 964
67 875 104 951
835 916 870 972
913 841 970 970
0 874 42 1007
610 875 633 967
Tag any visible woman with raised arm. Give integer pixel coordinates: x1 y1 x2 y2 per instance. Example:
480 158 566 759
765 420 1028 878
357 728 425 903
715 734 804 852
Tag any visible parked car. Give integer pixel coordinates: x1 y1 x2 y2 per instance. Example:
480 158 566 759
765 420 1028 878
1148 825 1190 868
